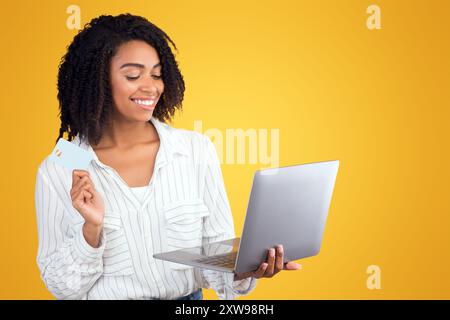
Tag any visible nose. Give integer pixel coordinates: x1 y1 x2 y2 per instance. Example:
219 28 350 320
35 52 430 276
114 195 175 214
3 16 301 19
139 76 160 95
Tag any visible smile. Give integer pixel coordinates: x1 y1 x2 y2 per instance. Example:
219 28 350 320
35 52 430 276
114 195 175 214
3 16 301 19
130 98 157 110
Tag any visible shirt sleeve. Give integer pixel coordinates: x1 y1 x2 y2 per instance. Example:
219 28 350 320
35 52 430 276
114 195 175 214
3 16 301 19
199 135 257 300
35 166 106 299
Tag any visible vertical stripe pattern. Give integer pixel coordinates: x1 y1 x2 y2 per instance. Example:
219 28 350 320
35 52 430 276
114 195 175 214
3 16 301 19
34 117 257 300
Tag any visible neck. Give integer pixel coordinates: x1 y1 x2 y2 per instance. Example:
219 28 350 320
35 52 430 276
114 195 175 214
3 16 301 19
94 116 159 149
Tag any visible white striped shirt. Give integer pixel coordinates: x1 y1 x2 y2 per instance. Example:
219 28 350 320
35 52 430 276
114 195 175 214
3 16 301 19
130 186 149 204
34 116 257 300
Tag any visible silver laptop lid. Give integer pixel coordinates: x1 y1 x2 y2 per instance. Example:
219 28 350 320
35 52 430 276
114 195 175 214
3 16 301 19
235 160 339 273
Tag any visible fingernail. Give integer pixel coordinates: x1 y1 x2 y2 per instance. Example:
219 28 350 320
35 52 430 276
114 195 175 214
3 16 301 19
269 249 275 257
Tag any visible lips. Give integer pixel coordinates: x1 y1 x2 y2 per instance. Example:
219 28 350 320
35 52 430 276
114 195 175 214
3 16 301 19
130 97 157 110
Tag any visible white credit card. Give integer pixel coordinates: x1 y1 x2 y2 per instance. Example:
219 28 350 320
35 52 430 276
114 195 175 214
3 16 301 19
48 138 94 171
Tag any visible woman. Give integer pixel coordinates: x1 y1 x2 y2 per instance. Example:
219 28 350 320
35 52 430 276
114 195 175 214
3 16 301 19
34 13 300 300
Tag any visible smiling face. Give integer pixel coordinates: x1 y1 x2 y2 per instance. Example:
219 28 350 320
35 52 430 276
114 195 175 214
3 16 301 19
109 40 164 123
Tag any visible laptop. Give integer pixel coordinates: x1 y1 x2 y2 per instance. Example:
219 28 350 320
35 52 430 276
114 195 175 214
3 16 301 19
153 160 339 274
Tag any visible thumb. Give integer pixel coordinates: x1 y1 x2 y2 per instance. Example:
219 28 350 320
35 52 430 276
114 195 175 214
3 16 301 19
284 261 302 270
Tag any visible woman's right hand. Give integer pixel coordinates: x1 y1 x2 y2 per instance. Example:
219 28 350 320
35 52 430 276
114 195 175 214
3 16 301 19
70 169 105 227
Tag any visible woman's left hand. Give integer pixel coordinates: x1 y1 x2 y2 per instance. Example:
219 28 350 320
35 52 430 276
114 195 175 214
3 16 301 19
234 245 302 281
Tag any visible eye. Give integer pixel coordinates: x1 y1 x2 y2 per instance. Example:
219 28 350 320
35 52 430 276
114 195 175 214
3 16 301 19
152 75 162 79
126 76 139 81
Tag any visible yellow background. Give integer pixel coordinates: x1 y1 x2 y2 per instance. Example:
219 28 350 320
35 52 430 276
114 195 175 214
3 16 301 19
0 0 449 299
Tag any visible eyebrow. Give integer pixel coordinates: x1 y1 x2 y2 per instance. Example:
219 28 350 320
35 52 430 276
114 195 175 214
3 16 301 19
119 62 161 69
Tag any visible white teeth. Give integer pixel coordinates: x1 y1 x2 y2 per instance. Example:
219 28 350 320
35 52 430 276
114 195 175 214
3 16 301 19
132 99 155 106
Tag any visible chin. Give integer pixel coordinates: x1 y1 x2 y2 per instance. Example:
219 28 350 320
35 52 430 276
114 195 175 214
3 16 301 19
143 110 155 121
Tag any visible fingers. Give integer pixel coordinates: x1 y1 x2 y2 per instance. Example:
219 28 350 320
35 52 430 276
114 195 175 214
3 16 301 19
275 245 284 272
77 178 94 194
253 262 269 279
73 188 93 209
71 170 96 198
71 178 94 200
252 245 301 279
284 261 302 270
72 170 94 195
251 245 302 280
72 169 90 187
263 248 276 277
71 176 89 193
262 245 284 278
71 171 97 206
72 183 95 201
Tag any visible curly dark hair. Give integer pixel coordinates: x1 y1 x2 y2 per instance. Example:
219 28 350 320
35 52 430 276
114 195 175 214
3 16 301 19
55 13 185 146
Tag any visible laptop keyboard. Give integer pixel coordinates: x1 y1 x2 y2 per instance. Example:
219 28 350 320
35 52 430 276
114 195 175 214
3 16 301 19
193 251 237 269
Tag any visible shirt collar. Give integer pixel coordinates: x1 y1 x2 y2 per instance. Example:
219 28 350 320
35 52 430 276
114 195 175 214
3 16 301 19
71 116 189 169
